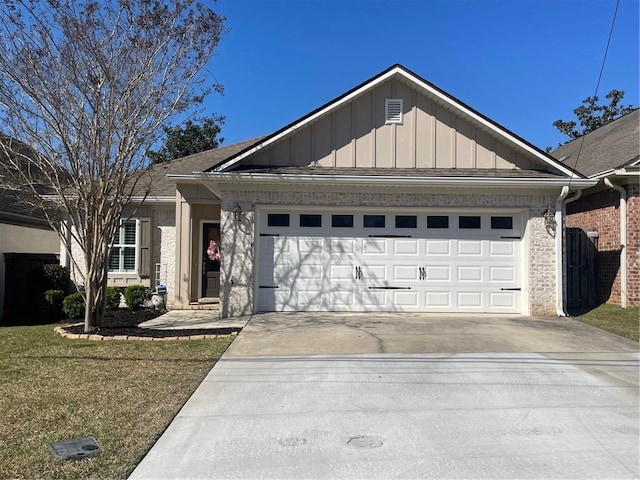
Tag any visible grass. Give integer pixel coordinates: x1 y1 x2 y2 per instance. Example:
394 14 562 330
570 304 639 342
0 323 233 479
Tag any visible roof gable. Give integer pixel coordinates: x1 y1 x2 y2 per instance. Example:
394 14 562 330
213 64 582 178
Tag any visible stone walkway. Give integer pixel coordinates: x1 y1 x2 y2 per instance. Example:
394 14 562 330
138 309 251 330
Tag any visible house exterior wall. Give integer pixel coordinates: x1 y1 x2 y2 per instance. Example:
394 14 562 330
0 222 59 320
244 79 538 171
567 182 639 306
219 189 558 317
173 184 220 306
67 204 177 303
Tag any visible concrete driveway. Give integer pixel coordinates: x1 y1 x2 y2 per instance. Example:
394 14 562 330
130 313 639 480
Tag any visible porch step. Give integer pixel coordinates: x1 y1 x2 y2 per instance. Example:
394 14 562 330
197 297 219 305
167 303 220 311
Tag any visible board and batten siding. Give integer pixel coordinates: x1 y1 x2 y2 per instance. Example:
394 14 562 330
244 79 536 171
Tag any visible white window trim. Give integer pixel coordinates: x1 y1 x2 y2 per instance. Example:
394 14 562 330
108 218 139 274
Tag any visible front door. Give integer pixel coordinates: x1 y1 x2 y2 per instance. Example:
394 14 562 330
202 223 221 298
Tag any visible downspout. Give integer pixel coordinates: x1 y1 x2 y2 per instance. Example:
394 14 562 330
604 178 627 308
555 186 570 316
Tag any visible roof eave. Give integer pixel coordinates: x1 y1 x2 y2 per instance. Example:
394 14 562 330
194 172 597 189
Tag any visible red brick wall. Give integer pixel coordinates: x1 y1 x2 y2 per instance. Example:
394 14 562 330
567 183 639 306
626 182 639 306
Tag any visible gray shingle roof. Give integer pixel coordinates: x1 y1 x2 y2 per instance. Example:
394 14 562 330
145 136 265 197
233 166 564 179
0 189 48 223
551 109 639 178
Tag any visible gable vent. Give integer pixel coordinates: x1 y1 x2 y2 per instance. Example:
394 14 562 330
385 98 403 124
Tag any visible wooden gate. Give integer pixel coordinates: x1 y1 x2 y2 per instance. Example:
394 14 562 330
566 228 596 309
3 253 59 323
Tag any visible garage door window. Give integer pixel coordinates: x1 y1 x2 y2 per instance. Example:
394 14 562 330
332 214 354 228
491 216 513 229
427 215 449 229
459 216 481 229
395 215 417 228
300 214 322 227
364 215 385 228
268 214 290 227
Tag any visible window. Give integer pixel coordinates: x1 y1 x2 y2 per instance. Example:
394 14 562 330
491 216 513 230
300 214 322 227
427 215 449 229
268 213 290 227
332 214 353 228
109 220 137 273
364 214 385 228
459 216 481 229
395 215 417 228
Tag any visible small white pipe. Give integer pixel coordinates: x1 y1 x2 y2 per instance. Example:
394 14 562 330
555 186 570 316
604 178 627 308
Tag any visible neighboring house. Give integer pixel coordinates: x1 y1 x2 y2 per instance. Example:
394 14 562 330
553 109 639 308
65 64 598 317
0 190 60 321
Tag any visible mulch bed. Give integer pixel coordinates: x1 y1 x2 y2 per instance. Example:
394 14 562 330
60 308 241 339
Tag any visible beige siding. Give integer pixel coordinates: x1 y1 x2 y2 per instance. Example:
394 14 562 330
242 78 542 172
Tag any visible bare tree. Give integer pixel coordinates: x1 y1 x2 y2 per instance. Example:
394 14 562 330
0 0 226 332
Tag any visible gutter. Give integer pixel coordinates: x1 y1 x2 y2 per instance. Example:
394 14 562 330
604 178 627 308
555 187 570 316
188 172 596 189
554 186 586 316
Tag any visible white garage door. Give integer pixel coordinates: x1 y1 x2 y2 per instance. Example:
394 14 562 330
257 209 523 314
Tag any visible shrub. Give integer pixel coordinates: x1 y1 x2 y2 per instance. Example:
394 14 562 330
105 286 122 311
63 292 85 320
42 264 71 293
123 285 148 310
43 289 65 320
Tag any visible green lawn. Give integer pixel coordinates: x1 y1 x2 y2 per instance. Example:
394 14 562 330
570 304 639 342
0 324 233 479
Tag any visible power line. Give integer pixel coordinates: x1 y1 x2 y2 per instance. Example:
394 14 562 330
569 0 620 187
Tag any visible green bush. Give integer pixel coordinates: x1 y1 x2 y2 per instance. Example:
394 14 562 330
105 286 122 311
42 264 71 293
63 292 85 320
43 289 66 320
123 285 147 310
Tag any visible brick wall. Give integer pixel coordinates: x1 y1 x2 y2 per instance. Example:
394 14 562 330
627 183 639 305
567 183 639 306
219 190 558 317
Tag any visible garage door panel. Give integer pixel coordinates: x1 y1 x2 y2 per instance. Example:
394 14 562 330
297 291 325 310
490 292 517 308
490 241 515 256
393 290 419 307
331 238 355 253
425 240 450 256
458 291 483 308
394 265 417 281
392 239 419 255
331 291 356 307
297 264 323 279
362 290 386 308
425 291 451 307
457 240 482 256
490 266 515 282
458 265 483 282
362 238 387 255
365 265 387 281
425 265 450 281
330 265 353 280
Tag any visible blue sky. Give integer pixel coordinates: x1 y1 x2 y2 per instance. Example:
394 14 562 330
200 0 638 151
